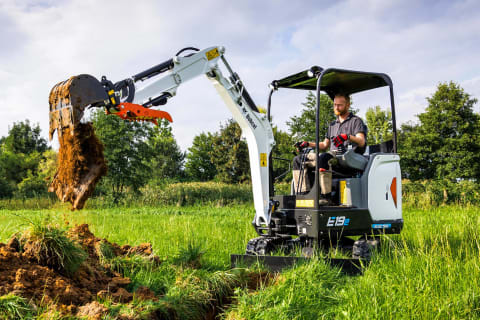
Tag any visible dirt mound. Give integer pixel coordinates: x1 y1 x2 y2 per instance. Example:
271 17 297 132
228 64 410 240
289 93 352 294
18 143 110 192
48 123 107 210
0 224 157 317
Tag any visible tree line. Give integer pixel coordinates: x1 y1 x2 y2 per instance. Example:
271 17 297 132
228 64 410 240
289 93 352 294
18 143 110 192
0 81 478 199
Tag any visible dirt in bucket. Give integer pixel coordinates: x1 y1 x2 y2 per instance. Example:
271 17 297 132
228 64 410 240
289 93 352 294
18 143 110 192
48 123 107 210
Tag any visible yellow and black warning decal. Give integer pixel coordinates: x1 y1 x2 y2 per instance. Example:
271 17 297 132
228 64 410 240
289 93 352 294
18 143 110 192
108 89 116 105
260 153 267 167
296 199 314 208
206 48 220 60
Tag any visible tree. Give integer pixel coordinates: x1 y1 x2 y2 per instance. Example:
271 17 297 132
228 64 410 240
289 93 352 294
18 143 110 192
209 119 250 183
399 82 480 181
365 106 392 144
15 149 58 198
185 132 217 181
91 110 154 194
146 119 185 184
0 120 50 198
271 127 294 182
287 92 335 141
1 120 48 155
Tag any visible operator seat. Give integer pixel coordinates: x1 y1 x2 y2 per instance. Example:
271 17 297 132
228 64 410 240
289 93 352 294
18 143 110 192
336 149 368 171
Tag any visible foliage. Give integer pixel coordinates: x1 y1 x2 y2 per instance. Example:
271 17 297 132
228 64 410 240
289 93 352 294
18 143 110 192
0 121 51 198
91 110 155 194
14 150 57 199
365 105 392 144
209 119 251 183
402 179 480 208
271 127 294 182
0 120 48 155
287 92 335 141
399 82 480 180
146 119 185 184
185 132 217 181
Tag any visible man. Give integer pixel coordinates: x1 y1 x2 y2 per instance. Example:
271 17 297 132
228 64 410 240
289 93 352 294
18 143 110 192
292 93 367 205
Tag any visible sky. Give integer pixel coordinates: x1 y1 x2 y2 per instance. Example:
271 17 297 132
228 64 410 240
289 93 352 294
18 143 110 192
1 0 479 151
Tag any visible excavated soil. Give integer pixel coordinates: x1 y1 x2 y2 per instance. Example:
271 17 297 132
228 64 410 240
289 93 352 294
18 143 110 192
0 224 156 318
49 123 107 210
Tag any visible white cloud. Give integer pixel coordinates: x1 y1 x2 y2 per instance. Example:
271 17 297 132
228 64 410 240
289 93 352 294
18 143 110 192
0 0 479 152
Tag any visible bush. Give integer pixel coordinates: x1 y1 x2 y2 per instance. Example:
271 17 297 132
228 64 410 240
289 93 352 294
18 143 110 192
402 179 480 208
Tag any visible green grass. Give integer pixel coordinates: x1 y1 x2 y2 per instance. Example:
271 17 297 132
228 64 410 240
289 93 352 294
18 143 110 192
1 205 479 319
0 294 34 319
20 220 87 275
228 206 480 319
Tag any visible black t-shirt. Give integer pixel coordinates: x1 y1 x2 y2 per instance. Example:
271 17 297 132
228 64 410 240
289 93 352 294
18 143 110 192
327 113 367 153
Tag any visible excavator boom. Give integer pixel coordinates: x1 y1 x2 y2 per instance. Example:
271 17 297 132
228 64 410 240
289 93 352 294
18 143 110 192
48 46 274 223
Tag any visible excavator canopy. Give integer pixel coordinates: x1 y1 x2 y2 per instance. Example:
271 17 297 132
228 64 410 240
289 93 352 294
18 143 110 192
272 67 392 99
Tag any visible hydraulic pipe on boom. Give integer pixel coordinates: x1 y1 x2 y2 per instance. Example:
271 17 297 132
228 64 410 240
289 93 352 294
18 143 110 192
48 46 275 229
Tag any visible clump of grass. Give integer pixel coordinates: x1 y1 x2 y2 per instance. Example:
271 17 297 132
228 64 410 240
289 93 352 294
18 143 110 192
173 240 206 268
21 222 86 275
0 294 34 319
95 240 116 263
206 270 239 302
109 254 172 295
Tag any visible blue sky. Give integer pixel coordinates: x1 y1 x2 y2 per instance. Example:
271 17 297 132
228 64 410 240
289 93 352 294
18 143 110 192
1 0 479 151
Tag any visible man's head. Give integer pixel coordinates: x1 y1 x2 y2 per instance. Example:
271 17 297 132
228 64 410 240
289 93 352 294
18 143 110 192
333 93 350 116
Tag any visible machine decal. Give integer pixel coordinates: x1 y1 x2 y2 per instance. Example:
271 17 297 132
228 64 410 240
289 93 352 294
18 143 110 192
339 180 347 204
390 177 397 208
296 199 314 208
260 153 267 167
326 216 350 227
372 223 391 229
206 48 220 60
241 107 257 129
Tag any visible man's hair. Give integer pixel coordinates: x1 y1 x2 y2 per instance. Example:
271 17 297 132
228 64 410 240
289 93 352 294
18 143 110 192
334 93 351 104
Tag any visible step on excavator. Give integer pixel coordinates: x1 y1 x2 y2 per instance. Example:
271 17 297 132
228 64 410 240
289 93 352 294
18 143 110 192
49 46 403 273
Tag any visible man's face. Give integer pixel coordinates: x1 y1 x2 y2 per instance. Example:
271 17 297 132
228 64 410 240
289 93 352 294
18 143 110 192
333 96 350 116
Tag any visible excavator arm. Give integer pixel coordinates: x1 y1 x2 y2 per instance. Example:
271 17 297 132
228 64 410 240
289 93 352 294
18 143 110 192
49 46 275 227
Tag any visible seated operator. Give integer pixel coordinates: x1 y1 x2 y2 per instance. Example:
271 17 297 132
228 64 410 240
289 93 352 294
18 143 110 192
292 93 367 205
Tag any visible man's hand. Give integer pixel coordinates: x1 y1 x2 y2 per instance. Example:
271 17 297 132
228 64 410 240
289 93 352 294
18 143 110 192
332 134 348 147
294 141 309 150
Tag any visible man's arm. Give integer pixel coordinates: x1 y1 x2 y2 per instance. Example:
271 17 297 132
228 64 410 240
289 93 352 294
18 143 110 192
307 138 330 150
349 132 365 147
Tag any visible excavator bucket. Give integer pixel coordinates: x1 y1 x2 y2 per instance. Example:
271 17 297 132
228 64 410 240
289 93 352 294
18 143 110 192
48 73 173 210
48 74 108 210
48 74 108 141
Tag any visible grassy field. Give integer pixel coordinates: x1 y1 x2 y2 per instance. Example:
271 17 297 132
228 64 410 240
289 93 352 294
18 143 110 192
1 204 479 319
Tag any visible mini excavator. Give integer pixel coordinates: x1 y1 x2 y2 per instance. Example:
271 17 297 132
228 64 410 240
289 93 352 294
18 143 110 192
49 46 403 273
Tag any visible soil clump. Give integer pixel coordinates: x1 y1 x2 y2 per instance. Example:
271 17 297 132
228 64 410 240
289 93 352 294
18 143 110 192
48 123 107 210
0 224 157 318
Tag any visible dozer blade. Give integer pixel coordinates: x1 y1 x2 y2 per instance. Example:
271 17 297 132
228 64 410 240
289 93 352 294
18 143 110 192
49 74 108 140
231 254 367 275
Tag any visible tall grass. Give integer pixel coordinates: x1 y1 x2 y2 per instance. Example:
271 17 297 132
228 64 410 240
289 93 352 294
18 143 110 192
1 179 478 210
1 189 479 318
227 206 480 319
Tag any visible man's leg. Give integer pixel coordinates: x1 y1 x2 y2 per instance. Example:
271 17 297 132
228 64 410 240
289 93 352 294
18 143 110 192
318 152 334 205
292 154 310 194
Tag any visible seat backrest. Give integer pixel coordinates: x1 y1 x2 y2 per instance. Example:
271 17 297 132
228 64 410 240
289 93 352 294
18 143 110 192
336 149 369 171
368 140 394 154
